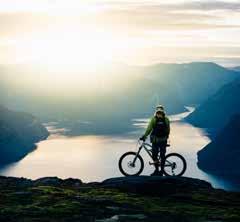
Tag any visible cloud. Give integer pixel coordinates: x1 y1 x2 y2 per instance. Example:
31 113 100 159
71 1 240 32
1 0 240 37
97 0 240 11
0 0 240 65
176 1 240 11
0 1 239 50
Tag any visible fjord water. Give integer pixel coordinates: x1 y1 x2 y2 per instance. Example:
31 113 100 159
0 108 238 191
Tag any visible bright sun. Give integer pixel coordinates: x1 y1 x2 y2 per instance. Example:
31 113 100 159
12 28 134 93
14 29 129 70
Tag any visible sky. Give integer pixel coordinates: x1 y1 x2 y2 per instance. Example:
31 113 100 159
1 0 240 67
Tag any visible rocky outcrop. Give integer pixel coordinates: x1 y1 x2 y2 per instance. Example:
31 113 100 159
197 114 240 176
33 177 83 187
101 176 212 195
0 175 239 222
0 105 49 165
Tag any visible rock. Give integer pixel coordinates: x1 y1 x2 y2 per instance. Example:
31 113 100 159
33 177 83 187
116 214 147 220
0 176 33 188
101 176 213 195
105 206 121 212
62 178 83 187
96 214 147 222
75 196 115 205
33 177 63 186
14 191 32 196
96 216 118 222
87 182 101 186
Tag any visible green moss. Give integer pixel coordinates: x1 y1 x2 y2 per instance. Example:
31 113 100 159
0 183 239 222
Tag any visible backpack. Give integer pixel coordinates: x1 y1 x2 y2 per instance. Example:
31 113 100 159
150 116 168 142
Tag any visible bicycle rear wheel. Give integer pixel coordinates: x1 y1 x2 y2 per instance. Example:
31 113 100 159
163 153 187 176
119 152 144 176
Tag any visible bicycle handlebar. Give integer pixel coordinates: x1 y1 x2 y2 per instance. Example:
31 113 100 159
138 139 170 147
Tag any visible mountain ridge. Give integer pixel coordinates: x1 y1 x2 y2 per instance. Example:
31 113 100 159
1 62 238 135
186 78 240 129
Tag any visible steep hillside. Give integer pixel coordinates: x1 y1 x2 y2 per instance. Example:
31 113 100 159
186 78 240 129
0 106 49 164
197 114 240 176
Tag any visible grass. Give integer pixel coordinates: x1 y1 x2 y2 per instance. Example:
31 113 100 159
0 182 239 221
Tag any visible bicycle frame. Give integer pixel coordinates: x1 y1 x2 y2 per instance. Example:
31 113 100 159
133 141 172 167
133 141 154 164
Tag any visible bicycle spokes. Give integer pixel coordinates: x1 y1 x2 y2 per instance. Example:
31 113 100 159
163 155 186 176
119 152 144 176
128 161 135 168
171 163 176 176
172 162 176 170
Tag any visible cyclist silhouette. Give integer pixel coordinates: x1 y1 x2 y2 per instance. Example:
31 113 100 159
140 105 170 176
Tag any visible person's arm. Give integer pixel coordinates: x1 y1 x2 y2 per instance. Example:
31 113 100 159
142 117 155 140
165 116 170 138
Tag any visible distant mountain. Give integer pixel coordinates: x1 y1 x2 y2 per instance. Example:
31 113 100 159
143 62 239 105
0 105 49 165
197 114 240 176
229 66 240 72
0 63 185 118
186 78 240 129
0 62 238 135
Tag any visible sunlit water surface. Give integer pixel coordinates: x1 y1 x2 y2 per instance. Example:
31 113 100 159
0 108 239 191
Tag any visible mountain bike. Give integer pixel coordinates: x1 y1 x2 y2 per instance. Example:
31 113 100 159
119 140 187 176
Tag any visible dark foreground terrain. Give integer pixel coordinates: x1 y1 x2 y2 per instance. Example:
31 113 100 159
0 176 240 222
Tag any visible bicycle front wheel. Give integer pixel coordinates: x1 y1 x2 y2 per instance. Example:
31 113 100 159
163 153 187 176
118 152 144 176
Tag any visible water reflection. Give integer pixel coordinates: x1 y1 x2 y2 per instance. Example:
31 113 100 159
0 109 239 191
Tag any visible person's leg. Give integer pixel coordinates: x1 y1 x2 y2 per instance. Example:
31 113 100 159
152 142 159 172
159 141 167 173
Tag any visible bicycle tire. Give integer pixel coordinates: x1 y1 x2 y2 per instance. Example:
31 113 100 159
118 151 144 176
162 153 187 176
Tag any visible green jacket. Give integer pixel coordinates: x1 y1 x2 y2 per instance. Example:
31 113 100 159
143 116 170 141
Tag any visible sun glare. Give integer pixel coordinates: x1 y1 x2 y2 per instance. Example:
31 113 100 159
11 28 136 93
15 30 124 69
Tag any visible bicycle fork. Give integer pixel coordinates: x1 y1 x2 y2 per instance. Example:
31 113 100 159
131 146 143 166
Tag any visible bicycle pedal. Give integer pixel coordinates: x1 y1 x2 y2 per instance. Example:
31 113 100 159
149 161 160 166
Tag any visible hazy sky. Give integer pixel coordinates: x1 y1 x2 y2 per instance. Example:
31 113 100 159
1 0 240 66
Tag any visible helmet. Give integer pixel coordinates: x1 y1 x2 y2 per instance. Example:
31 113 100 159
155 105 165 116
155 105 164 113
